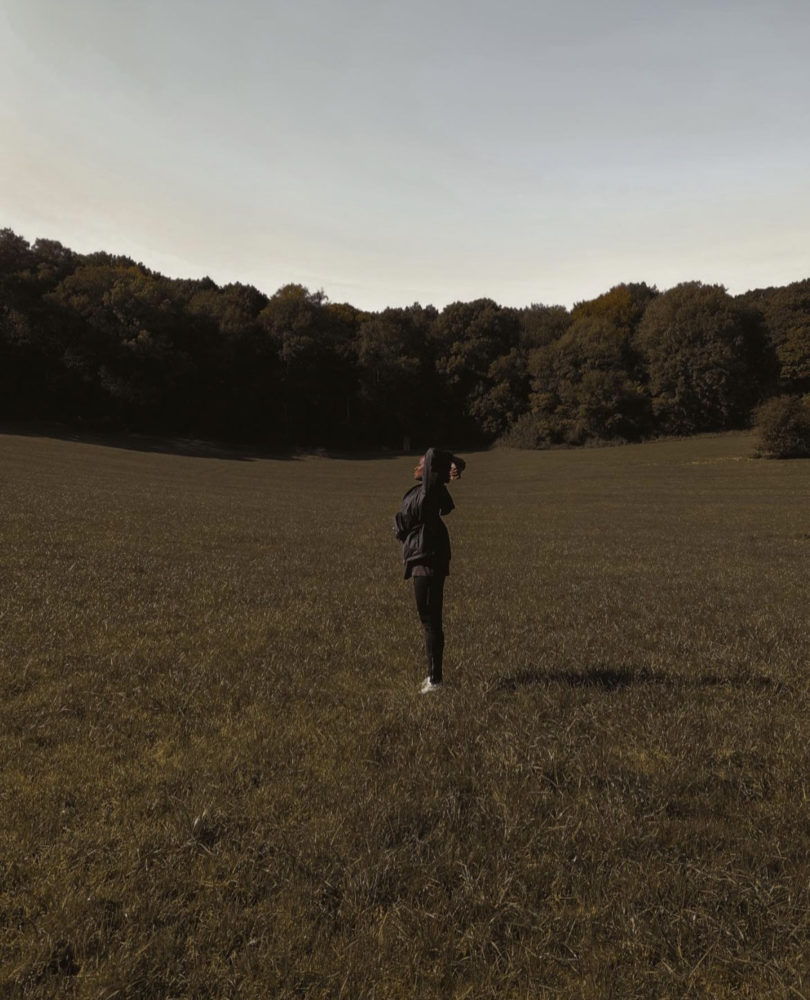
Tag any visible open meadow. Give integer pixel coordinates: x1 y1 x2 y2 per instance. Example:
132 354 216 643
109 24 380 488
2 428 810 999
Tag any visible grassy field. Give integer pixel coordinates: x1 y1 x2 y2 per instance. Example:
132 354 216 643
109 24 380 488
2 428 810 999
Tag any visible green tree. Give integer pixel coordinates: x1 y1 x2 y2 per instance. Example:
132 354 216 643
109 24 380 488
636 282 773 435
0 231 84 420
740 280 810 394
518 303 571 349
47 264 201 429
355 304 438 448
258 284 357 445
777 324 810 392
754 394 810 458
186 280 275 439
0 228 34 289
523 284 656 445
471 348 532 438
433 298 522 440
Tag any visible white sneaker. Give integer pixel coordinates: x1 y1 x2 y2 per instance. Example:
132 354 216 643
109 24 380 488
420 678 444 694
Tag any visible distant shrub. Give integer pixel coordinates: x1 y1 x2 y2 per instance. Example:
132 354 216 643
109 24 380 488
498 410 574 449
754 394 810 458
499 409 627 449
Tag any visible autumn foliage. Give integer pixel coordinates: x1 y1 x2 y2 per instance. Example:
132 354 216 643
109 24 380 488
2 228 806 451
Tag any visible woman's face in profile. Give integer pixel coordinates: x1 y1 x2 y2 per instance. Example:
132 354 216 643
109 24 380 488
414 455 425 480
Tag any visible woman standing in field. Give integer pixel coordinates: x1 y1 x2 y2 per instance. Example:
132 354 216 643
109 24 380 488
394 447 466 693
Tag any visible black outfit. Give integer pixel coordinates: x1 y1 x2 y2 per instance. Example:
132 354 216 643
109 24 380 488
394 448 464 684
413 574 445 684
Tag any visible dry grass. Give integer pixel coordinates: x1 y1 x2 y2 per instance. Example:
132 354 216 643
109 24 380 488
2 429 810 998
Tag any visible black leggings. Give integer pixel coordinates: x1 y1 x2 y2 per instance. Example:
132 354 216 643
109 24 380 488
413 575 445 683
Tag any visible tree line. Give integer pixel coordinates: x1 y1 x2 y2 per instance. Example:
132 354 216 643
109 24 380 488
1 227 808 450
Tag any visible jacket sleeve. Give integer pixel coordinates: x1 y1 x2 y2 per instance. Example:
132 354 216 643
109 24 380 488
421 448 452 499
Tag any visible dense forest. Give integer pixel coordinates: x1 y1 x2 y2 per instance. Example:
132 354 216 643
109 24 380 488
1 227 808 449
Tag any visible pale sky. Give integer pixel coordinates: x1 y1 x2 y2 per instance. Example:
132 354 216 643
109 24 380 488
2 0 809 310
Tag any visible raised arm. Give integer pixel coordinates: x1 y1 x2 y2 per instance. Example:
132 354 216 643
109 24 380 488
421 448 466 496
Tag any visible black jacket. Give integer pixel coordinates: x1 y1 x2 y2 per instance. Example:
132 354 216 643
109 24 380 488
394 448 457 579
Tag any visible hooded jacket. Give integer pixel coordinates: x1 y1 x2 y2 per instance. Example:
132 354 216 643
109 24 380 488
394 448 456 579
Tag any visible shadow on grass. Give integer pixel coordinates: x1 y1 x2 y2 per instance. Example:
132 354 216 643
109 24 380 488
0 422 264 461
0 422 416 462
494 666 789 694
